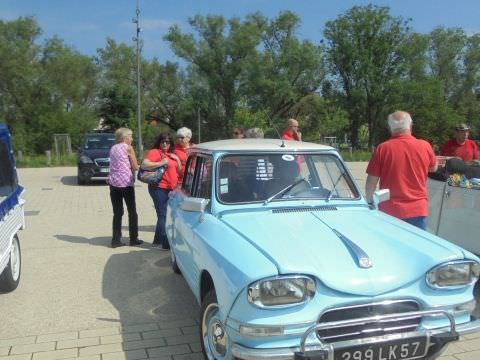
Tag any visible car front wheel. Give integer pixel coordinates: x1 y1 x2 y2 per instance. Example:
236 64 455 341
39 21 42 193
0 235 21 292
200 290 229 360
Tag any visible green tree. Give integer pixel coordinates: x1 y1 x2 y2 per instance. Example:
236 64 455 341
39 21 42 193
245 11 325 125
0 17 42 150
96 39 138 130
427 27 466 103
165 14 262 137
456 34 480 130
324 5 411 148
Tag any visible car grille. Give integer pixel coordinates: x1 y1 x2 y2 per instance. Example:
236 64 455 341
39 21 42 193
94 158 110 167
317 300 421 343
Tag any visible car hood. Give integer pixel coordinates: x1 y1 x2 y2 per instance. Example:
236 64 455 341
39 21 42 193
220 207 465 296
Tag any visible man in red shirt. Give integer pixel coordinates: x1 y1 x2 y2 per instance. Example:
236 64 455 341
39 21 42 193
365 111 438 230
282 118 302 141
440 123 479 162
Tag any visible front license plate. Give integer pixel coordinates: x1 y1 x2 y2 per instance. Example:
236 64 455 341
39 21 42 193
334 336 427 360
100 168 109 173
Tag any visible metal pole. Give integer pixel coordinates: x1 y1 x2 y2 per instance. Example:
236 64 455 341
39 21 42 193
197 108 201 143
133 0 143 159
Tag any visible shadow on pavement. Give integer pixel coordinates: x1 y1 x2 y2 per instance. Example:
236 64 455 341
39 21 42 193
60 176 108 187
55 234 153 249
123 225 156 233
54 234 110 248
102 250 199 325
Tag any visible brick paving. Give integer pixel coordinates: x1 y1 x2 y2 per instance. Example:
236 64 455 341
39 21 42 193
0 165 479 359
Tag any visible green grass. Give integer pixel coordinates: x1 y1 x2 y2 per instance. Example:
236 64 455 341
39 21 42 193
339 149 372 162
16 153 77 168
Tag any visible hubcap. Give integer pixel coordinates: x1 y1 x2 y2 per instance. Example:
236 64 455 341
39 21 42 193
202 302 228 359
10 238 20 281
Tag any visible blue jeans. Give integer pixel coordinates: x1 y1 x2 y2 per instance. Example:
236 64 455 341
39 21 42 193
402 216 427 230
148 186 171 248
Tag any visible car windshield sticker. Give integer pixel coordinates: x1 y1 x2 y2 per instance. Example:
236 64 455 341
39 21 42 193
220 177 229 194
282 154 295 161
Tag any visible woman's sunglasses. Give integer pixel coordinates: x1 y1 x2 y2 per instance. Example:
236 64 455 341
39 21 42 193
160 140 170 144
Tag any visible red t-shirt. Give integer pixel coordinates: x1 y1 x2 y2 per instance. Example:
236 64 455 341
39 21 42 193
145 149 178 190
366 134 437 219
439 139 479 162
282 131 296 140
174 144 188 183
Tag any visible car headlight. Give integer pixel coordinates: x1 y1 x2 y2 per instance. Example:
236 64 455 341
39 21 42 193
79 155 93 164
248 276 315 308
427 261 480 288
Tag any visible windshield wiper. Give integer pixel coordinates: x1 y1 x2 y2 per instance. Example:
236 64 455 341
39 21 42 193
263 177 308 205
326 173 345 202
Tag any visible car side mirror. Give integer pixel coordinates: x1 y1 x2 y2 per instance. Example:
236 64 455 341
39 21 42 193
373 189 390 208
180 197 210 212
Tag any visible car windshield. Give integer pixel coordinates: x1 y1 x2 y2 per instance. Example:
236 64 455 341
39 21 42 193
83 135 115 150
217 153 359 204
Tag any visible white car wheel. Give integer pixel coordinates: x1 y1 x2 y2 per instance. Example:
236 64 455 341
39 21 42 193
0 235 21 292
200 290 229 360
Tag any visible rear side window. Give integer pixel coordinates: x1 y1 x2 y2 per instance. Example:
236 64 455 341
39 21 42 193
181 154 212 199
0 140 16 197
182 154 197 196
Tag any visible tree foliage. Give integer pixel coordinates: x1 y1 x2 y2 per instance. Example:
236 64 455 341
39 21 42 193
0 7 479 154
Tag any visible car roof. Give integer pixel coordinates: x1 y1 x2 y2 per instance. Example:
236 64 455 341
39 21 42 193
192 139 334 153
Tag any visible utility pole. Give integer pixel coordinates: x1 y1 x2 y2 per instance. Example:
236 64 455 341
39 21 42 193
133 0 143 158
197 108 201 144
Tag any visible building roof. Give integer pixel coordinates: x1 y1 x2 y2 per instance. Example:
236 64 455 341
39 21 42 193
192 139 334 152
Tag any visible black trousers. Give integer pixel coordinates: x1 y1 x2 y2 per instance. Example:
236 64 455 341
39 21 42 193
109 185 138 243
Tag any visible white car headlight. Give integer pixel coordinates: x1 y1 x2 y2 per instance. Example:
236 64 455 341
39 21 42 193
427 261 480 288
79 155 93 164
248 276 315 308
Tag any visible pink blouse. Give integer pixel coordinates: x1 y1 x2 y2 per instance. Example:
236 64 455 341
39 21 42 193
108 143 134 187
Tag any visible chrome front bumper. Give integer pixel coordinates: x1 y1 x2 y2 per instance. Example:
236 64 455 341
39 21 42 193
232 310 480 360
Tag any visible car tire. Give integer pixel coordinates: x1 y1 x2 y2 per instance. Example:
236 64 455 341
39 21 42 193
77 169 86 185
0 235 21 292
170 249 181 274
200 290 229 360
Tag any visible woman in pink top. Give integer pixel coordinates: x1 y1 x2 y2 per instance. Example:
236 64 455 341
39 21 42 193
108 128 142 248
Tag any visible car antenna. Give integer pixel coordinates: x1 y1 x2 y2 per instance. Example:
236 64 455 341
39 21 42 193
267 113 285 147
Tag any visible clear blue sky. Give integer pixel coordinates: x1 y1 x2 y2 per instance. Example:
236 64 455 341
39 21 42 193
1 0 479 62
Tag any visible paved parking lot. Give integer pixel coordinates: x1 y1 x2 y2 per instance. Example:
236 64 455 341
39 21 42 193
0 165 479 359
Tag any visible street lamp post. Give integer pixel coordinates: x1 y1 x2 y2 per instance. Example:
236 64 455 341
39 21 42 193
133 0 143 158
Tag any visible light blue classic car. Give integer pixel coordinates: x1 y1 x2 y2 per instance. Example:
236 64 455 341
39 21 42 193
166 139 480 360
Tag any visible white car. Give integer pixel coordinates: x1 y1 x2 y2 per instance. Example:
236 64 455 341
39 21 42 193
0 124 24 292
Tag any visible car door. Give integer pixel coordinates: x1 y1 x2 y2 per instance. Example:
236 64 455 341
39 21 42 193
172 155 213 293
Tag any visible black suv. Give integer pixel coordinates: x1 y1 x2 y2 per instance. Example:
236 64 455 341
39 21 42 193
77 133 115 185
